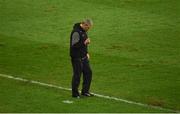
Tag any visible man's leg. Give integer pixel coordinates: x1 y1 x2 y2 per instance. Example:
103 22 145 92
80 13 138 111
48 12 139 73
71 58 82 97
81 58 92 95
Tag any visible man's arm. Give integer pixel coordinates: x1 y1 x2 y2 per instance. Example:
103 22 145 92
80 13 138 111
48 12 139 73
71 32 82 48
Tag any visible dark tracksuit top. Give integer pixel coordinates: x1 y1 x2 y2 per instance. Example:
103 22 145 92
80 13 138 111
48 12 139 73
70 23 88 59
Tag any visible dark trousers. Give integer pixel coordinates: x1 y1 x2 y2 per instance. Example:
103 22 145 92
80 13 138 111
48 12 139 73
71 57 92 96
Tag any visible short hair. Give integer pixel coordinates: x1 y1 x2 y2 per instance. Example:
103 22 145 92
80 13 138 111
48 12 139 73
82 19 93 26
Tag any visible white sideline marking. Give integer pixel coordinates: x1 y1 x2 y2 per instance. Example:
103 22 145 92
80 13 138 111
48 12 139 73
0 73 178 112
62 100 74 104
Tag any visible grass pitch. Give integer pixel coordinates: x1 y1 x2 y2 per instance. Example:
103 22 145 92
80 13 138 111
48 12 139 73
0 0 180 112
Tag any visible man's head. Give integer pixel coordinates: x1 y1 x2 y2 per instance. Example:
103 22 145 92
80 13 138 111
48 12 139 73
80 19 93 32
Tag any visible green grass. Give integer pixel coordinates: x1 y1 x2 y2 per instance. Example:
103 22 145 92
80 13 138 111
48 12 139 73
0 77 165 113
0 0 180 112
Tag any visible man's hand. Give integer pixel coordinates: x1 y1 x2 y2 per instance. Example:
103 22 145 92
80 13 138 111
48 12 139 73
87 53 90 60
84 38 90 45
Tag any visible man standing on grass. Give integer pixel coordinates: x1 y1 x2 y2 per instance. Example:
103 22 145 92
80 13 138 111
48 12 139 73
70 19 94 98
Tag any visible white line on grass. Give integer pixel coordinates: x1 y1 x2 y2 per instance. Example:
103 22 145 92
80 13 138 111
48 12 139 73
0 73 178 112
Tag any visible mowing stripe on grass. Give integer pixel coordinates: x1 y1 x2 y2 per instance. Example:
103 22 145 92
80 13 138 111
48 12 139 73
0 73 178 112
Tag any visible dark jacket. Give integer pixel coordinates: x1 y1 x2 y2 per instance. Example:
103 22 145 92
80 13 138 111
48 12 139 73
70 23 88 59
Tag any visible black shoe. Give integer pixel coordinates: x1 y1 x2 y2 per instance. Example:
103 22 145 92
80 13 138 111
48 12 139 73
81 93 94 97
